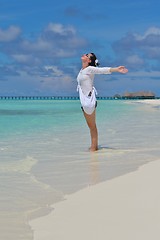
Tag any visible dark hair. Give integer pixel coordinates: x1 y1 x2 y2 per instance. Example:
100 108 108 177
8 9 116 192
89 53 100 67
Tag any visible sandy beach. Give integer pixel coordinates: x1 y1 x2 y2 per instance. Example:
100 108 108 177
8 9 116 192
30 158 160 240
133 99 160 107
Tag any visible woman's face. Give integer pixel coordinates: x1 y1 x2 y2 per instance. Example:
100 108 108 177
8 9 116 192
81 53 92 64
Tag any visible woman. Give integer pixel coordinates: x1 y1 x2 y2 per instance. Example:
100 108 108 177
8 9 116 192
77 52 128 152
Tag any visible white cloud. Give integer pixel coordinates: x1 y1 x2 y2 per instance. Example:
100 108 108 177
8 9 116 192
128 70 160 78
134 27 160 41
0 26 21 42
22 38 52 52
126 55 144 65
44 65 63 76
45 23 76 35
1 23 159 96
11 54 33 63
112 26 160 70
0 22 86 63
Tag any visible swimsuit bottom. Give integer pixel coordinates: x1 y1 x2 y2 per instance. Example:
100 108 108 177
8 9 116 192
81 101 97 113
77 85 97 115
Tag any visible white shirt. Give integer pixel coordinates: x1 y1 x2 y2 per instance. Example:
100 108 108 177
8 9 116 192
77 66 111 96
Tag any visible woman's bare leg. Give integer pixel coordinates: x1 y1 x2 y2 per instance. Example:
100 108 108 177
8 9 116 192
83 110 98 151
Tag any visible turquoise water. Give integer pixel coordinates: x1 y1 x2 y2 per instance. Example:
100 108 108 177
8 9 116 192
0 99 160 240
0 100 80 138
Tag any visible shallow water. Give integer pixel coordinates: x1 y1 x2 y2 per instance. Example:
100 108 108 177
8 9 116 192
0 99 160 239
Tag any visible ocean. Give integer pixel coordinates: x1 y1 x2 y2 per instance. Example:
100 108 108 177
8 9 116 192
0 99 160 240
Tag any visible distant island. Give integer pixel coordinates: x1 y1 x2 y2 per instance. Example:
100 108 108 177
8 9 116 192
114 91 155 99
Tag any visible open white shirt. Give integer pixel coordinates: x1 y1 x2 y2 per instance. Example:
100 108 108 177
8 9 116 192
77 66 111 96
77 66 111 114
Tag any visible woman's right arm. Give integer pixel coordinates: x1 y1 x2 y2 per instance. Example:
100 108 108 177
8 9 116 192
109 66 128 74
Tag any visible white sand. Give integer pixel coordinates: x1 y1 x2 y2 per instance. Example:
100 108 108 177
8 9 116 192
30 159 160 240
134 99 160 107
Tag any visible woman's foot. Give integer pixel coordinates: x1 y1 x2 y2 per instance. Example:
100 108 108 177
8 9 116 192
89 146 98 152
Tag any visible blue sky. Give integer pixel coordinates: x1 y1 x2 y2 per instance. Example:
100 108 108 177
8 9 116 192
0 0 160 96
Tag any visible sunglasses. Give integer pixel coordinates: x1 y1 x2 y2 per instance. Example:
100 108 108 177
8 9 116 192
85 54 91 59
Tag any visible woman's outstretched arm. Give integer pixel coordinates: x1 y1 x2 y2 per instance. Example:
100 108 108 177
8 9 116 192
110 66 128 74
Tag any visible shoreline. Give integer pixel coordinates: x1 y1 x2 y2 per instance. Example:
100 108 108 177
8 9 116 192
30 159 160 240
131 99 160 107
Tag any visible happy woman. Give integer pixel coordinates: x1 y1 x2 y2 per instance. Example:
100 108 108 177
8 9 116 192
77 52 128 151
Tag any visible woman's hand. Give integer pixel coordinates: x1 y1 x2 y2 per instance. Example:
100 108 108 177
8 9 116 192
117 66 128 73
